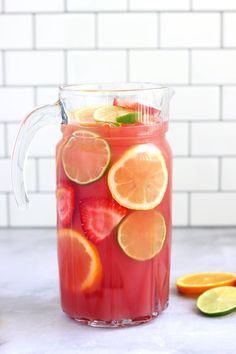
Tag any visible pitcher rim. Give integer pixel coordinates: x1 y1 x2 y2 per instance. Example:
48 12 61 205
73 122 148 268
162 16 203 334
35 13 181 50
59 82 170 94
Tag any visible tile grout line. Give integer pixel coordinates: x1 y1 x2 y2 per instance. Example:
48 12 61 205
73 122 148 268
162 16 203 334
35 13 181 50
220 12 224 48
94 12 98 49
157 13 161 48
32 13 36 49
3 123 8 157
64 50 67 84
64 0 68 12
188 49 192 85
219 85 223 120
33 86 37 106
1 10 232 14
2 47 236 52
2 50 6 86
189 0 193 11
188 121 192 156
126 50 130 82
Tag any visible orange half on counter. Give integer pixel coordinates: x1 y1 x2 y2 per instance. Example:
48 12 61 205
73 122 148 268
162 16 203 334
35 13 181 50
176 272 236 296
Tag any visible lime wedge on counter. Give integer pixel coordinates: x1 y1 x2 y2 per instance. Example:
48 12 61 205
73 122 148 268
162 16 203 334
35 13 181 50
197 286 236 316
93 105 136 124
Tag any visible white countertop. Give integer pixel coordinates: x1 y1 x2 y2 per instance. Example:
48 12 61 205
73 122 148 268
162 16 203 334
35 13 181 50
0 228 235 354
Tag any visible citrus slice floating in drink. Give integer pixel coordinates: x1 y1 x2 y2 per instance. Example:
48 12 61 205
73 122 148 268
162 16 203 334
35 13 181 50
197 286 236 316
58 229 102 293
72 106 98 125
108 144 168 210
176 272 236 296
93 105 138 124
62 130 110 184
72 129 99 139
117 210 166 261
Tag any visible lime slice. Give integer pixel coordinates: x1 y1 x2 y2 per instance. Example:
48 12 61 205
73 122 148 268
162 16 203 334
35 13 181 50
197 286 236 316
93 105 133 123
62 130 111 184
116 112 139 124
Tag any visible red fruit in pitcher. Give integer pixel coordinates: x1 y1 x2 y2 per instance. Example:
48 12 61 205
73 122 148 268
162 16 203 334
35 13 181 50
56 184 75 226
80 198 127 244
113 97 161 116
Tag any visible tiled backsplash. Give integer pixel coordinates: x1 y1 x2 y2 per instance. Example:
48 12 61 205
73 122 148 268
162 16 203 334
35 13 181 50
1 0 236 227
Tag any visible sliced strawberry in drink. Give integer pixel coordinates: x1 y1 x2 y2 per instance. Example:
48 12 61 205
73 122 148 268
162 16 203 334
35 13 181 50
113 97 161 116
56 184 75 226
80 198 127 244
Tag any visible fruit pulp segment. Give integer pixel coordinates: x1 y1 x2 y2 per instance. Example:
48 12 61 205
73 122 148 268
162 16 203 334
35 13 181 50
56 122 172 322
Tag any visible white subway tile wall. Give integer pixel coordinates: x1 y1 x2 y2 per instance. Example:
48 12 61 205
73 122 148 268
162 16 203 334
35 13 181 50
129 50 189 83
98 13 158 48
5 0 65 13
0 194 7 227
223 13 236 47
221 158 236 190
36 15 95 49
192 0 236 11
160 13 220 48
1 0 236 227
6 51 65 85
0 124 5 156
67 51 127 83
223 87 236 120
0 15 32 49
170 86 220 121
0 52 2 84
130 0 190 11
0 88 34 121
67 0 128 12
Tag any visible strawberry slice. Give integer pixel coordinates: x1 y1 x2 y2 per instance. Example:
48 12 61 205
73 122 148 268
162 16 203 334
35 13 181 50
80 198 127 244
56 183 75 226
113 97 161 116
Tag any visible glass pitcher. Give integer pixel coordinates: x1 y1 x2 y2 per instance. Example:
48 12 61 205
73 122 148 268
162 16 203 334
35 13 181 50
12 83 173 327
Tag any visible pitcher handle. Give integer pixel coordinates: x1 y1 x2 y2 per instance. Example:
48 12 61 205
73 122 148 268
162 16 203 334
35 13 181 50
11 101 62 209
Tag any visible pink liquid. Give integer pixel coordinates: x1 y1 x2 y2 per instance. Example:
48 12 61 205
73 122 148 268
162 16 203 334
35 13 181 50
56 122 172 325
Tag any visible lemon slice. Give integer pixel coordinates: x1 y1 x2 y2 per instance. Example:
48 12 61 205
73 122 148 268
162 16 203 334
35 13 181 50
108 144 168 210
197 286 236 316
117 210 166 261
72 106 98 125
93 105 134 123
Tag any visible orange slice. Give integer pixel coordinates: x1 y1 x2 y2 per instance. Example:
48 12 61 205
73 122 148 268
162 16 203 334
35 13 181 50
117 210 166 261
58 229 102 293
176 272 236 296
72 106 98 125
62 130 110 184
108 144 168 210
